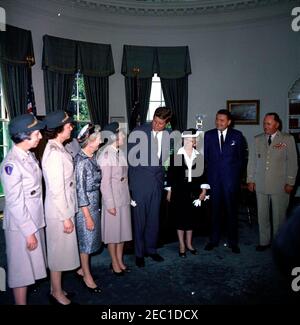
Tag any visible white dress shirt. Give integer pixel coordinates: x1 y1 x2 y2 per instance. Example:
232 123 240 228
152 130 163 159
218 128 228 150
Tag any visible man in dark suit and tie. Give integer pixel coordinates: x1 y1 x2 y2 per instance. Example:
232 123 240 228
128 107 172 267
204 109 245 253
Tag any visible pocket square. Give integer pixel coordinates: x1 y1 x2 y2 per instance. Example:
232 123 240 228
230 140 236 146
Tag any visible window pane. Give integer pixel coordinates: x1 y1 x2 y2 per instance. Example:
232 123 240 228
150 83 161 101
147 102 160 121
152 73 160 82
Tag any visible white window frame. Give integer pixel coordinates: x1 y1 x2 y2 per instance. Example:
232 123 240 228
147 73 165 121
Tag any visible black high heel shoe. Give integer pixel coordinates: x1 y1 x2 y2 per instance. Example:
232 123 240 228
120 265 131 273
109 263 125 276
186 248 198 255
80 278 102 294
178 251 187 258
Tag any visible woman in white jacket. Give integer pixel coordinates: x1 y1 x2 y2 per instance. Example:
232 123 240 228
42 110 79 305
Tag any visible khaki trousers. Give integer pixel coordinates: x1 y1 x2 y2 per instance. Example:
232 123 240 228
256 192 289 246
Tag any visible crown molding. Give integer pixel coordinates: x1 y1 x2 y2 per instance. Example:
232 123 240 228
52 0 297 16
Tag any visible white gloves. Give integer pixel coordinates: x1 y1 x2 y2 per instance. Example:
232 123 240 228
130 200 137 207
193 195 210 207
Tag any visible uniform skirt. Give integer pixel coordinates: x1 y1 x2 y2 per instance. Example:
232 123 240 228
5 228 47 288
46 217 80 272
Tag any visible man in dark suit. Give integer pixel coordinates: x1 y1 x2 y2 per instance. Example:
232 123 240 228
204 109 245 253
128 107 172 267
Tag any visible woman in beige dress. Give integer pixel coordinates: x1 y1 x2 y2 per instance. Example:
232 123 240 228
0 114 47 305
42 110 80 305
97 122 132 275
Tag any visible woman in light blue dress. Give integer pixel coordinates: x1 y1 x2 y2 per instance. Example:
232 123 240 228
74 124 102 294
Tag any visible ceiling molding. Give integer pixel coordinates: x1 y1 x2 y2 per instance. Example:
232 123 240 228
53 0 297 16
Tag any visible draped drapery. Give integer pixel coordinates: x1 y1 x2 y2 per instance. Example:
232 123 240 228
122 45 191 130
42 35 114 125
0 25 35 118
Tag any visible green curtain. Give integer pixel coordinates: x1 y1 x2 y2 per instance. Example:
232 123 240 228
83 75 109 128
161 76 188 131
78 41 114 77
43 70 75 113
122 45 191 129
42 35 114 117
125 76 152 128
0 25 35 118
156 46 191 79
122 45 156 78
78 41 114 128
42 35 77 74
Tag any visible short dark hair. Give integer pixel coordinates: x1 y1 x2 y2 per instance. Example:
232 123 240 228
44 125 65 140
154 107 172 122
265 112 280 123
11 131 33 144
216 109 232 120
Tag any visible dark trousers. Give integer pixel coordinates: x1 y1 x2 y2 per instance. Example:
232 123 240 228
132 186 163 257
210 181 239 246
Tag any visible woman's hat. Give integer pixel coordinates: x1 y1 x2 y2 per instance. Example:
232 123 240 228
77 123 101 144
9 114 45 136
44 110 73 129
181 128 200 138
102 122 119 134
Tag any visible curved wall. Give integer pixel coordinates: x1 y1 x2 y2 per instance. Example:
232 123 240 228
1 0 300 144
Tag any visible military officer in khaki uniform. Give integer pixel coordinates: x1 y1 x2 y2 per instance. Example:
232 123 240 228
42 110 80 305
247 112 298 251
0 114 47 305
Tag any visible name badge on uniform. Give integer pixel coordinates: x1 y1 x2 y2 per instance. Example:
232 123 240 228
4 164 13 175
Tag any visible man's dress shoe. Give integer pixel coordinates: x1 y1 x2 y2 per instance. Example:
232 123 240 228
146 253 164 262
136 257 145 267
204 243 218 251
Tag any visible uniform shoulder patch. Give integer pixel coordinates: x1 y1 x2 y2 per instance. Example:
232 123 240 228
4 163 14 175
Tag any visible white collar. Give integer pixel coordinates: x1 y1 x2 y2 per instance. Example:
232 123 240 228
177 147 199 156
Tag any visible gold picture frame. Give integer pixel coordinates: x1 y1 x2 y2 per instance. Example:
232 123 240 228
227 100 260 125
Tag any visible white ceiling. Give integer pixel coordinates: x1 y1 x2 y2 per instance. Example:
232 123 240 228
52 0 297 16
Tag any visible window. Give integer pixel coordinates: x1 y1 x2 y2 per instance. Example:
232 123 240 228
147 74 165 121
0 73 11 196
70 72 91 132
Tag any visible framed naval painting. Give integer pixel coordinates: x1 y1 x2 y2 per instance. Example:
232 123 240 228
227 100 260 125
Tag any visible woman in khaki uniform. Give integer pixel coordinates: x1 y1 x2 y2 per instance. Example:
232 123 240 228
42 110 80 305
0 114 47 305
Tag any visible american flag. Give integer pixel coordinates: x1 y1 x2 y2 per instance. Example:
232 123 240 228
26 70 36 115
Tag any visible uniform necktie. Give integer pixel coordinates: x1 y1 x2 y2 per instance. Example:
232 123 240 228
268 135 272 146
220 131 224 151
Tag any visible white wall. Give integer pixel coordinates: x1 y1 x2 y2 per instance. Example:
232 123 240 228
1 0 300 146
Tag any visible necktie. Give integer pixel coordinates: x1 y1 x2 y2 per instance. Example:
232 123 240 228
220 131 224 151
153 132 159 158
268 135 272 146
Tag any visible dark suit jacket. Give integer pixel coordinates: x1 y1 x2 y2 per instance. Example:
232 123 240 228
204 128 245 191
128 123 171 192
